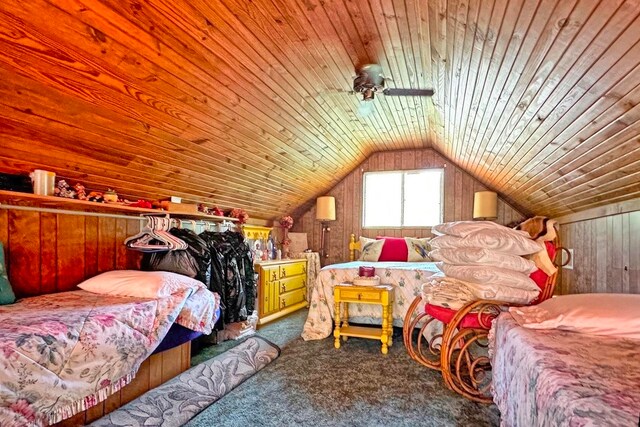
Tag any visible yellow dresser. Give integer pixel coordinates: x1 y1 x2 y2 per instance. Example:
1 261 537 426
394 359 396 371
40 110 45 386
255 259 308 325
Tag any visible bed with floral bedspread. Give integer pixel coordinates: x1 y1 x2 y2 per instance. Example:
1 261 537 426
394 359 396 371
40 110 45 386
0 285 219 426
490 312 640 427
302 261 440 340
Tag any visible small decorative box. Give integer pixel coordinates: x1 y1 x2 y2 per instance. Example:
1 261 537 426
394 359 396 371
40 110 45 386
358 266 375 277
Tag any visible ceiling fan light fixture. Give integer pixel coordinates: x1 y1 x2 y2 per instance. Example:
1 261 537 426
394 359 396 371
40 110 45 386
362 88 375 101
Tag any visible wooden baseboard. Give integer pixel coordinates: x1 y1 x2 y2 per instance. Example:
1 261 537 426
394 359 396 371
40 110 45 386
53 341 191 426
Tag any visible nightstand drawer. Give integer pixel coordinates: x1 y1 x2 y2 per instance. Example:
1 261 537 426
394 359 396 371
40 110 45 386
279 275 306 293
279 261 306 279
280 287 306 309
337 288 383 303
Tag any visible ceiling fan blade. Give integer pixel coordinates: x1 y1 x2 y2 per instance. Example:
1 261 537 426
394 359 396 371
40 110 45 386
382 88 435 97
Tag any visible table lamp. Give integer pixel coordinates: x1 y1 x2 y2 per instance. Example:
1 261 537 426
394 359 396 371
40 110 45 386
473 191 498 220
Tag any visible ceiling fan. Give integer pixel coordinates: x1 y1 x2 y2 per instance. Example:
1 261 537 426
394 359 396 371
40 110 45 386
352 64 434 115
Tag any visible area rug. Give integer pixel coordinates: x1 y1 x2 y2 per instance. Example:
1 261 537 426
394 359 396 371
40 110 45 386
186 328 500 427
91 336 280 427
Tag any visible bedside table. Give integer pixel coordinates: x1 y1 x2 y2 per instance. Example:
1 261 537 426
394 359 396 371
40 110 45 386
333 284 394 354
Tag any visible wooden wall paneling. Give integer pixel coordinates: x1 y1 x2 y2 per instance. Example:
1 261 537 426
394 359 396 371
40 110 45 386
630 211 640 295
8 211 41 297
97 217 116 273
57 214 86 292
40 213 57 294
0 209 7 255
85 216 100 278
293 148 527 265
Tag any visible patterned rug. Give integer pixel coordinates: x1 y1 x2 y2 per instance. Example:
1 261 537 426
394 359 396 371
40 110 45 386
91 336 280 427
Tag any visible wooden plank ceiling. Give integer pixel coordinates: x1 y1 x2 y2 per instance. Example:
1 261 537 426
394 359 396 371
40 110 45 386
0 0 639 219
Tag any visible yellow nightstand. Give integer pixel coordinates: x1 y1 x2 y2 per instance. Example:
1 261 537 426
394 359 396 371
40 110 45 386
333 284 394 354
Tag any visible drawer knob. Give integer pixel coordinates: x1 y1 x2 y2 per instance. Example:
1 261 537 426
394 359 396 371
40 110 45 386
282 299 287 307
271 272 277 281
357 293 362 300
281 284 286 293
281 269 287 278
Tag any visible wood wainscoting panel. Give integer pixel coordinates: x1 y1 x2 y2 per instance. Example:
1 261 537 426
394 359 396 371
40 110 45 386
292 148 527 265
0 209 141 298
559 209 639 296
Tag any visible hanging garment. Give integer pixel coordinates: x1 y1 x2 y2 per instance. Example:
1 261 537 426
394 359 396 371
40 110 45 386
142 228 211 285
199 231 256 329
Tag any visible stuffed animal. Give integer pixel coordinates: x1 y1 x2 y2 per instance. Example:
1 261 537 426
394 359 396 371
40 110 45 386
515 216 558 275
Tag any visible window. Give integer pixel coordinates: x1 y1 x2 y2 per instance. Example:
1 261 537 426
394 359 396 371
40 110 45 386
362 169 443 228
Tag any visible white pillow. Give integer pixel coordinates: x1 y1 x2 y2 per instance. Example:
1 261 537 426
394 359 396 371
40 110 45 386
429 248 537 274
430 229 543 256
509 293 640 340
405 237 432 262
438 263 539 291
78 270 205 298
432 221 509 237
358 237 384 262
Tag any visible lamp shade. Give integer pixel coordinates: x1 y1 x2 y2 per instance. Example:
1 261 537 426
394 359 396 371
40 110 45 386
316 196 336 221
473 191 498 219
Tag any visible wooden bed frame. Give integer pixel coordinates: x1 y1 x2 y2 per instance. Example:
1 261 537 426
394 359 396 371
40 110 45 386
53 341 192 426
348 233 361 261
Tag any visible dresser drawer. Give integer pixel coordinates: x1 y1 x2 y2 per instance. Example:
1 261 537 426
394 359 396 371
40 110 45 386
280 287 306 309
279 275 306 293
337 288 384 303
279 261 306 279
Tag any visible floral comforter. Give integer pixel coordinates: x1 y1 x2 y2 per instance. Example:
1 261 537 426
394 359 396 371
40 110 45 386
0 286 219 427
490 313 640 427
302 261 440 340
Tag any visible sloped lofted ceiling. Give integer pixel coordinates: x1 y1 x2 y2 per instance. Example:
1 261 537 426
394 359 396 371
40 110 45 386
0 0 639 219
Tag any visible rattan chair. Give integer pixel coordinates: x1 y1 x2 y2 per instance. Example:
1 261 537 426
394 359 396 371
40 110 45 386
403 240 567 403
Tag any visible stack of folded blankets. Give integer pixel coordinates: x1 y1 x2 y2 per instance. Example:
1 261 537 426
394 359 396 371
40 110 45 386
423 221 546 310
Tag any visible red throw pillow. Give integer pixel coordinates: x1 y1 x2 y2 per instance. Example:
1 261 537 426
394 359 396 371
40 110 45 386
376 236 409 262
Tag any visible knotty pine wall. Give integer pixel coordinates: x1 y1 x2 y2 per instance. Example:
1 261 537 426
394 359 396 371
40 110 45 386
292 149 527 266
0 209 141 298
558 208 640 296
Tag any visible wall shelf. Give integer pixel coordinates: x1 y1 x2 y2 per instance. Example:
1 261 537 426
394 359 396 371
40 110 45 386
0 190 238 222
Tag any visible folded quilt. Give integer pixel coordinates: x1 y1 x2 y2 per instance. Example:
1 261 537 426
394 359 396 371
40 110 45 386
0 286 219 427
422 275 539 309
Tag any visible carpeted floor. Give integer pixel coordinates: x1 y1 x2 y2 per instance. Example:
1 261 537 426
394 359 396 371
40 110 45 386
187 310 500 427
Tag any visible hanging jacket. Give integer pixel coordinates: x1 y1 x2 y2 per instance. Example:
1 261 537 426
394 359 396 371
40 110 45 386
199 231 255 330
142 228 211 286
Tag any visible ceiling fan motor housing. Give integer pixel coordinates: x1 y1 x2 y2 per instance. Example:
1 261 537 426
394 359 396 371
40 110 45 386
353 64 385 101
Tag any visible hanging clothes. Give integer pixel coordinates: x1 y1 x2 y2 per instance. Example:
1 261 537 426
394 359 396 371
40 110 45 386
199 231 255 330
142 228 211 285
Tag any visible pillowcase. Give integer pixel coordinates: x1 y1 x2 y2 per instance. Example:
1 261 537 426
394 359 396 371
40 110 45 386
358 237 384 262
405 237 432 262
0 242 16 305
376 236 409 262
431 221 507 237
430 229 543 256
78 270 205 298
430 248 537 274
438 263 539 291
509 293 640 340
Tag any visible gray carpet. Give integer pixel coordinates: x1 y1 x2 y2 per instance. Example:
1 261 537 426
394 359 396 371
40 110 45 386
187 310 500 427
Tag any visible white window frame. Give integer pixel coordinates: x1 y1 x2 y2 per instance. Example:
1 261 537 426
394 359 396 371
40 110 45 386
362 168 444 229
